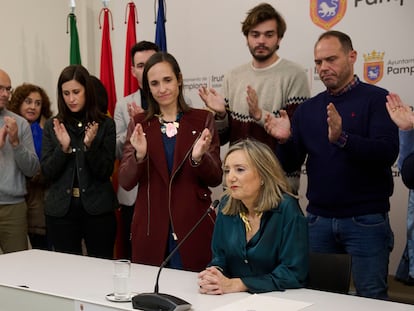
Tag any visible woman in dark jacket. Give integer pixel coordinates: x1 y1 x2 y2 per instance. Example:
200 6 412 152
41 65 117 259
8 83 53 250
119 52 222 271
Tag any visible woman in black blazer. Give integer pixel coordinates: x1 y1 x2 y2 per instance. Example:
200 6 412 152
41 65 117 259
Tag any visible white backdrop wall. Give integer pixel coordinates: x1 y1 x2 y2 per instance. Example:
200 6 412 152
1 0 413 274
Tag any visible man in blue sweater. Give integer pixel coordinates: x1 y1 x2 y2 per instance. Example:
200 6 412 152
265 30 398 299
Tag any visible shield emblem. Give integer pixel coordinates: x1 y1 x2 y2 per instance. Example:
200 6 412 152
364 62 384 85
310 0 347 30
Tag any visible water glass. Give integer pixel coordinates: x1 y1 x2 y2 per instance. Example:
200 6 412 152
113 259 131 300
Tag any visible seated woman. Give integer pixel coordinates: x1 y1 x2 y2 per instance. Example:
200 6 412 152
198 138 308 294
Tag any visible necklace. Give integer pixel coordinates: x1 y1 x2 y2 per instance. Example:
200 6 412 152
72 117 83 128
156 112 182 138
239 210 263 232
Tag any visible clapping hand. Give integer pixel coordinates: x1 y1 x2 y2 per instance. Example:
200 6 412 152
0 125 7 149
326 103 342 143
386 93 414 131
3 116 19 147
84 121 99 149
192 128 212 162
246 85 262 121
53 118 71 153
264 110 291 143
198 86 226 117
130 123 147 162
127 102 144 118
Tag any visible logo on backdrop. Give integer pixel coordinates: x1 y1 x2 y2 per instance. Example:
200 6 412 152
183 74 224 93
363 50 385 84
310 0 347 30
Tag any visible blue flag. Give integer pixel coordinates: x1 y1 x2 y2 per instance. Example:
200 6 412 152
155 0 167 52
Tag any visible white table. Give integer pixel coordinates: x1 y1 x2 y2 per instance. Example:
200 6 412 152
0 250 412 311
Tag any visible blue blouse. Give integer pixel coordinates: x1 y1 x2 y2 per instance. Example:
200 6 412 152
30 121 43 159
209 194 309 293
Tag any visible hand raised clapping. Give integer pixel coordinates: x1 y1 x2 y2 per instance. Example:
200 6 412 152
84 121 99 149
386 93 414 131
53 118 71 153
198 86 227 117
130 123 147 162
0 116 19 147
192 128 212 163
264 110 291 143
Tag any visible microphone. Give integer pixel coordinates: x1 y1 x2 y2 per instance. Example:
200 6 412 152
132 199 220 311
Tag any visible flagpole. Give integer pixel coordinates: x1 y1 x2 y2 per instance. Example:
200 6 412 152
69 0 75 13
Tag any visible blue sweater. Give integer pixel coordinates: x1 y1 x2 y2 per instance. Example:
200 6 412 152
277 81 399 218
209 195 308 293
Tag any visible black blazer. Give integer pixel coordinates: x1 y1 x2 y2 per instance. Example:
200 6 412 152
41 116 118 217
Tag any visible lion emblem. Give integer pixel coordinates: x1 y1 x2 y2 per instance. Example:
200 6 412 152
319 0 338 17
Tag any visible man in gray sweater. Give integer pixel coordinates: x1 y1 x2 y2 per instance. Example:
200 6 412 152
0 69 39 253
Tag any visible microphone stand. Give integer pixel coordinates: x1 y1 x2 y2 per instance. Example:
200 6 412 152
132 200 219 311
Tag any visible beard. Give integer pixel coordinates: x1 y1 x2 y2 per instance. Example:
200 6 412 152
249 44 278 63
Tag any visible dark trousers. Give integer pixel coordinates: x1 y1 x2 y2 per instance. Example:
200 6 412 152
29 233 51 250
120 204 134 260
46 197 116 259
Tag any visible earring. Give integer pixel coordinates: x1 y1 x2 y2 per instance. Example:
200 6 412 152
260 180 264 186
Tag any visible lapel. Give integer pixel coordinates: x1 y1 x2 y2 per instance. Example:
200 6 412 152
142 118 170 186
172 112 202 175
141 111 204 185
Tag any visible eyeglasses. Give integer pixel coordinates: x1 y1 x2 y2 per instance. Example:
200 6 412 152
0 85 13 94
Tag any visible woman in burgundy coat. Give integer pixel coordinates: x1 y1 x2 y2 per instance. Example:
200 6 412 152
119 52 222 271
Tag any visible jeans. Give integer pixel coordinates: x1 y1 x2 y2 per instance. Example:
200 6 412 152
395 189 414 283
307 212 394 300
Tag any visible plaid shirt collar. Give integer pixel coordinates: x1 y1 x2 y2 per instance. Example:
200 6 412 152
327 75 360 96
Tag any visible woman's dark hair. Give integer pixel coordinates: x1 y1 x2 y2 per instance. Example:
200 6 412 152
56 65 104 123
141 52 191 121
89 75 108 114
8 83 53 121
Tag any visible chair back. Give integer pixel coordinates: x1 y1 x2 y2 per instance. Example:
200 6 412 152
307 252 352 294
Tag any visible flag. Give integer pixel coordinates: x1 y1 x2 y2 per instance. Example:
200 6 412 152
124 2 139 96
68 13 81 65
155 0 167 52
100 6 122 259
99 7 117 117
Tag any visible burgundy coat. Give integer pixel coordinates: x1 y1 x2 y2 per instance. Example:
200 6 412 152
119 108 222 271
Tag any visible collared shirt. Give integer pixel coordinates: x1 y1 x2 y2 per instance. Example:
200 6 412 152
328 75 360 96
